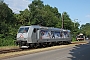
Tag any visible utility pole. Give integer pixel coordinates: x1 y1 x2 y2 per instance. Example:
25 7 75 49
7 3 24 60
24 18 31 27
62 13 64 29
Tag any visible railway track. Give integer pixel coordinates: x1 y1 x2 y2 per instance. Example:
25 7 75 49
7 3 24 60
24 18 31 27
0 41 87 54
0 48 23 54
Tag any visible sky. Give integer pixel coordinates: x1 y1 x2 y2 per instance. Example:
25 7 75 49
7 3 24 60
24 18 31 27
4 0 90 26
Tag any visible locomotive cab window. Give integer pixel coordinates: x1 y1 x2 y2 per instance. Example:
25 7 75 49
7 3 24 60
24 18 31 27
18 27 29 33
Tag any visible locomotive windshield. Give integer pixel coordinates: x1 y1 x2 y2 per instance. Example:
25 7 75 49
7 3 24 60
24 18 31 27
18 27 29 33
77 35 83 38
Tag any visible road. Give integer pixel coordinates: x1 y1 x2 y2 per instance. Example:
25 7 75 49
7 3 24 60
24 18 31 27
4 40 90 60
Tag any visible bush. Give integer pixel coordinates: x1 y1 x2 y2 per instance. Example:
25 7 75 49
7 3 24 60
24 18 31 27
72 38 76 42
0 38 16 47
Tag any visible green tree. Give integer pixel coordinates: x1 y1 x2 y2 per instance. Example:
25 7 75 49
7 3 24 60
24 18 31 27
0 2 16 38
0 2 17 46
15 9 31 26
80 23 90 38
28 0 44 25
28 0 61 27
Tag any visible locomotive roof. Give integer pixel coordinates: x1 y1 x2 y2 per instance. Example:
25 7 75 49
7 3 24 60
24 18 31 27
19 25 70 32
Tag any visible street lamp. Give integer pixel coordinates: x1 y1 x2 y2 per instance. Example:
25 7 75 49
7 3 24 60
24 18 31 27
73 19 78 28
78 21 81 29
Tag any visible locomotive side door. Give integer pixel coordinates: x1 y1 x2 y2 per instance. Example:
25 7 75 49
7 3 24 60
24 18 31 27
32 28 40 43
31 28 37 43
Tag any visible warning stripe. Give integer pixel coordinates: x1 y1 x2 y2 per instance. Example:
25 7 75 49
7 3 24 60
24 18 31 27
20 34 24 38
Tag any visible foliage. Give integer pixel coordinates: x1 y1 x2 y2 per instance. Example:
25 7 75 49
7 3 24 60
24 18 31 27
0 37 15 46
28 0 61 27
72 38 76 42
80 23 90 38
0 2 16 46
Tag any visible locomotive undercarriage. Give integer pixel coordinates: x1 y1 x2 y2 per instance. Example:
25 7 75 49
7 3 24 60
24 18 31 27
16 40 71 49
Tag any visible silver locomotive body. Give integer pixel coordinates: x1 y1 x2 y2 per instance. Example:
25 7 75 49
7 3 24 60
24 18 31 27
16 25 72 48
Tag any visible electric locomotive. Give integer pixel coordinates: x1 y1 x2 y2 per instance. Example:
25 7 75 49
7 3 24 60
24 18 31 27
16 25 72 48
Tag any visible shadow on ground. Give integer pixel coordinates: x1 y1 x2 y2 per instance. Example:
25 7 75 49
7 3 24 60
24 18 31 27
68 40 90 60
